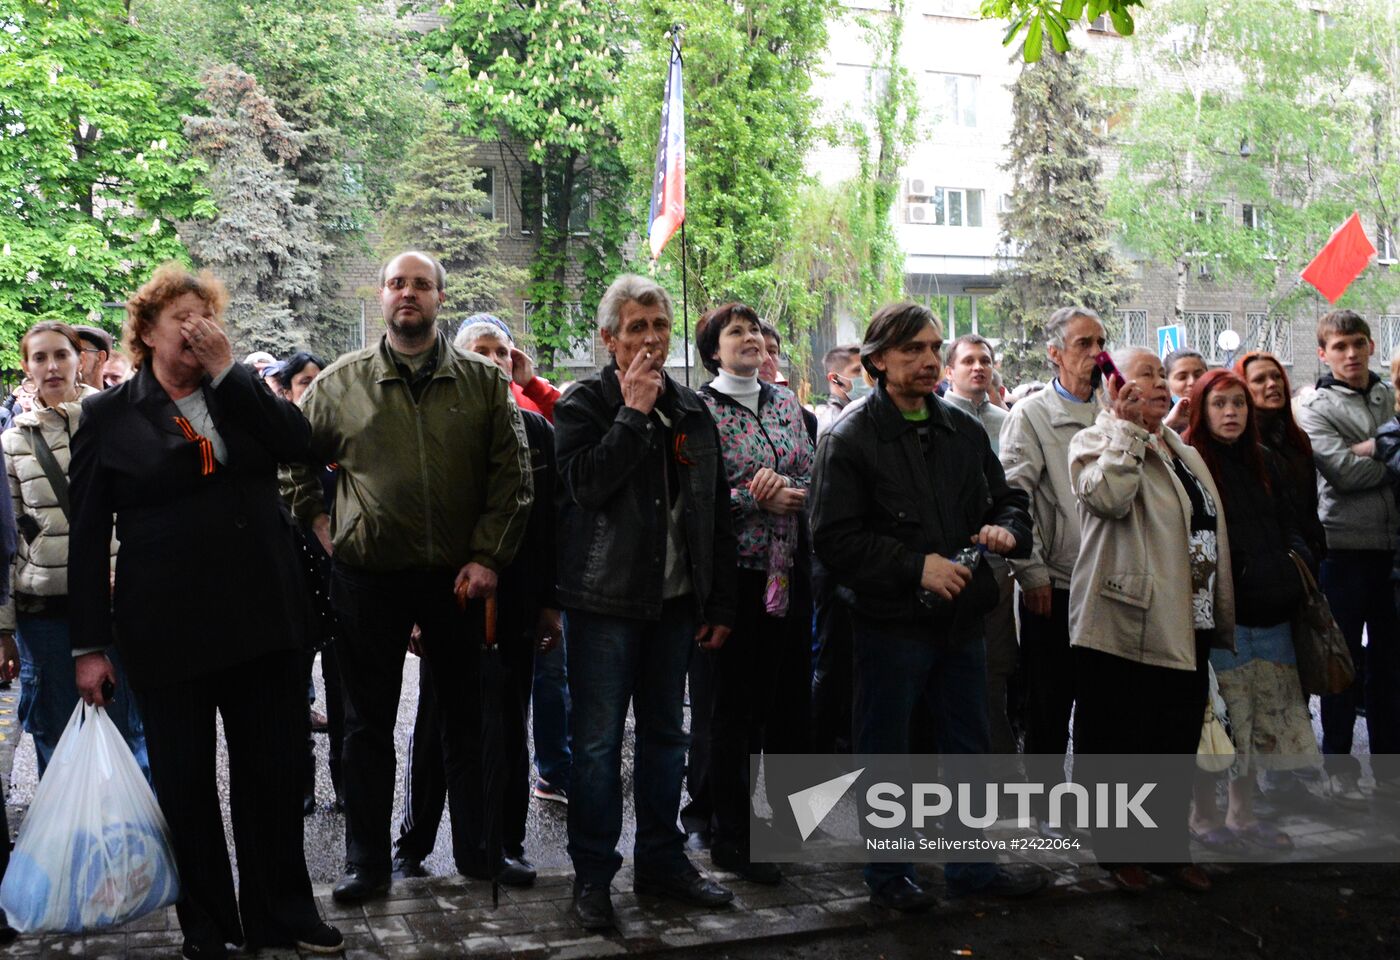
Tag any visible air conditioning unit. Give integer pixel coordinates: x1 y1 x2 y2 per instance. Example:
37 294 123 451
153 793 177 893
905 176 932 198
907 203 936 224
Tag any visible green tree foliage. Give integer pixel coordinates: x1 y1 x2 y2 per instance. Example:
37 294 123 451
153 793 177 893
378 113 528 332
1107 0 1400 324
421 0 630 369
987 48 1133 381
618 2 829 337
0 0 208 368
182 66 330 355
981 0 1143 61
132 0 427 350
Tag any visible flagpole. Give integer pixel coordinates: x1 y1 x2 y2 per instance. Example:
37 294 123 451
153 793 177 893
674 28 690 388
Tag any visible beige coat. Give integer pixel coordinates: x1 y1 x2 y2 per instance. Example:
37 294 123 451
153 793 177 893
1 386 113 631
1068 410 1235 671
999 383 1100 591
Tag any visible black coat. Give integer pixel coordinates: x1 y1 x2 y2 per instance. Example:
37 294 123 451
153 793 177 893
810 383 1031 631
497 409 558 642
554 362 737 626
1212 444 1308 627
69 362 313 689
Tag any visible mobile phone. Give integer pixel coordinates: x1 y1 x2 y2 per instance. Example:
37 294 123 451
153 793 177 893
1094 351 1125 391
101 679 115 702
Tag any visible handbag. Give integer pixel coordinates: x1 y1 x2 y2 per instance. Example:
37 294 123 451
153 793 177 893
1197 662 1235 773
1288 551 1355 697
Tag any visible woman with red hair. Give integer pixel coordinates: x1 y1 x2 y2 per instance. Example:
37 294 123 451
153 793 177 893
1183 369 1320 852
1235 352 1325 569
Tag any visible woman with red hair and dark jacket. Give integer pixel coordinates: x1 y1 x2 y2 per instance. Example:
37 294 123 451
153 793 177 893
1235 351 1325 571
1183 368 1319 853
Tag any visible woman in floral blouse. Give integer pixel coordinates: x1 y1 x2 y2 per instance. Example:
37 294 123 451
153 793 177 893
695 302 814 885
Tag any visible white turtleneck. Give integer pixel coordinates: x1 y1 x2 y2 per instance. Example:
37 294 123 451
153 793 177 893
708 369 761 413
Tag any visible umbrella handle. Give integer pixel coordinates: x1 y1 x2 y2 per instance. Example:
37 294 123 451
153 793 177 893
455 577 499 649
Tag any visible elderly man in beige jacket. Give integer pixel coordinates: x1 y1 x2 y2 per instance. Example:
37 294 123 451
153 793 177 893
998 307 1106 836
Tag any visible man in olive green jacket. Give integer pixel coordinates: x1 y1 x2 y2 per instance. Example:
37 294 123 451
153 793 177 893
282 250 532 904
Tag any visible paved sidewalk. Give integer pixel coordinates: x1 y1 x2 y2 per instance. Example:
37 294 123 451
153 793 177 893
0 792 1395 960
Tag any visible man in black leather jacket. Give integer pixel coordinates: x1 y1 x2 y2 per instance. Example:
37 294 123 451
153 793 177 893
554 274 737 932
810 302 1037 913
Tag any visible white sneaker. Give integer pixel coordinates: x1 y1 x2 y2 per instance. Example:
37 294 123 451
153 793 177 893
1326 772 1369 807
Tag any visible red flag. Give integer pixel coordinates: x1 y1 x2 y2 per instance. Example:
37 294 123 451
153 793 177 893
1302 212 1376 303
648 41 685 260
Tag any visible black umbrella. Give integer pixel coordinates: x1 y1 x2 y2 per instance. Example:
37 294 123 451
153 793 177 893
458 581 504 907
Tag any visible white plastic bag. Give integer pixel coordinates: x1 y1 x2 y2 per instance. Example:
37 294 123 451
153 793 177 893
0 701 179 932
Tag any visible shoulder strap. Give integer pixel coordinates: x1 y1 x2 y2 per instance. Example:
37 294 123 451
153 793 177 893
23 425 70 521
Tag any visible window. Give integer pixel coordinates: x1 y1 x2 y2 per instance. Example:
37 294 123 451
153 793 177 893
998 193 1013 215
1377 316 1400 362
1245 312 1293 364
975 299 1007 340
523 301 595 367
1116 309 1149 348
907 187 984 227
1379 226 1397 264
834 63 888 117
1242 204 1277 257
470 168 495 220
928 72 978 128
517 165 589 236
1183 311 1232 362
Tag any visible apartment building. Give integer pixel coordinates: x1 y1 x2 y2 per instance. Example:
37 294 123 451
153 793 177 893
812 0 1400 386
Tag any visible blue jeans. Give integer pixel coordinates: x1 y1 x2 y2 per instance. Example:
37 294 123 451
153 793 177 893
852 615 997 894
16 612 149 781
1321 551 1400 782
564 599 694 885
532 632 572 791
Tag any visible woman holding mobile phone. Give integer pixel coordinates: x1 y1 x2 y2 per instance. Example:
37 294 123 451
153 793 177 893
1068 346 1235 894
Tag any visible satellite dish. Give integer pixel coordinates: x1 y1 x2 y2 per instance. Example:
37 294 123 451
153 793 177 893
1217 329 1241 353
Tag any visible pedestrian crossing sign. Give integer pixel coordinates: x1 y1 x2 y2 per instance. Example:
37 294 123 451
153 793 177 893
1157 324 1186 359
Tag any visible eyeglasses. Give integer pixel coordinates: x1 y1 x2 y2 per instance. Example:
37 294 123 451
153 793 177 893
80 347 104 356
383 277 437 293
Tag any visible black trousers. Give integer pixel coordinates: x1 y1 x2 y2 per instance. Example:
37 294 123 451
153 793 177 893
303 643 345 805
395 633 536 867
1072 641 1208 866
136 651 320 948
330 564 483 876
709 569 808 852
679 648 716 837
1020 587 1075 818
809 554 852 754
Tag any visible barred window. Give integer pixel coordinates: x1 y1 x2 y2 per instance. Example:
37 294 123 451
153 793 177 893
1116 308 1149 348
1245 312 1293 364
1183 311 1231 362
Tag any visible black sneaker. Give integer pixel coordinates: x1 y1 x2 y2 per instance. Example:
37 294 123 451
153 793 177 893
294 922 345 955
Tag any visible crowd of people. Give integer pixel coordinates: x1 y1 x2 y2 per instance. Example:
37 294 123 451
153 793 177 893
1 250 1398 954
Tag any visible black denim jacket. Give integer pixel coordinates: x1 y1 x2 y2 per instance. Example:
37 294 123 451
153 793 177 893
554 362 736 626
